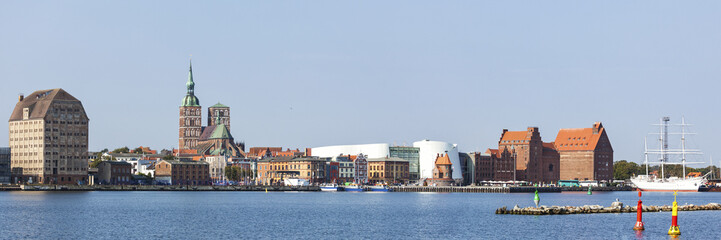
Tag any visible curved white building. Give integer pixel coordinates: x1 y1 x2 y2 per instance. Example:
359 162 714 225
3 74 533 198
311 143 390 160
413 140 462 180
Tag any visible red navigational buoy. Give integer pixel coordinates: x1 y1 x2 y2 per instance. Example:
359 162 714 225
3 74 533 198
633 190 644 231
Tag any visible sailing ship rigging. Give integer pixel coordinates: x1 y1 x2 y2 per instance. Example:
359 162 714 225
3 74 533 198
631 117 709 192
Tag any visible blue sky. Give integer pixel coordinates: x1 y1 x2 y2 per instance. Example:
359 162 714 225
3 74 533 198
1 1 720 165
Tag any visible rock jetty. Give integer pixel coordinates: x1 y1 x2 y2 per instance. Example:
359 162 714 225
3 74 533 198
496 203 721 215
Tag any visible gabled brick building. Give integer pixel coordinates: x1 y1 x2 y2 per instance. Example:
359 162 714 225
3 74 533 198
554 122 613 181
484 148 515 182
494 127 559 183
428 153 453 186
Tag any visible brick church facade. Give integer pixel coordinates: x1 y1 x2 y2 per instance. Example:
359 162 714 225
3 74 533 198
178 61 244 158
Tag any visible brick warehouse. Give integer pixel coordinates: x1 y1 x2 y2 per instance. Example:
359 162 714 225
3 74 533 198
487 127 560 183
482 122 613 184
554 122 613 181
9 89 89 184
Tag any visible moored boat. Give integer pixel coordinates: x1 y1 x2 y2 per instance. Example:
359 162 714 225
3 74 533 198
631 175 705 192
344 184 364 192
320 183 342 192
368 185 392 192
631 117 708 192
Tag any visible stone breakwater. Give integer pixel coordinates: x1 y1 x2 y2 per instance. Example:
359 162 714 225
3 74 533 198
390 186 562 193
496 203 721 215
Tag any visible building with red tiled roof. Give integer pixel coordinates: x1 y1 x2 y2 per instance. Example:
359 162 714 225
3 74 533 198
554 122 613 181
247 147 283 159
130 146 157 155
428 153 454 186
483 148 516 182
495 127 559 183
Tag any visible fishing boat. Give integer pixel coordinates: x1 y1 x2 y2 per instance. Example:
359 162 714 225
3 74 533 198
344 184 364 192
320 183 342 192
368 184 391 192
630 117 708 192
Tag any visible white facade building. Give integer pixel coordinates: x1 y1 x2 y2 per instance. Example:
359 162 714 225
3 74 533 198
204 155 229 182
413 140 462 180
126 159 156 177
311 143 390 160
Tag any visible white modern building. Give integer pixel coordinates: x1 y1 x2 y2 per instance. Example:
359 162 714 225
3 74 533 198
413 140 462 180
311 143 390 160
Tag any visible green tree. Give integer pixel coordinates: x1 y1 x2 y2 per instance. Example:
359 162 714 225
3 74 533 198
224 166 238 181
223 166 253 182
613 160 640 180
112 146 130 153
133 147 145 154
90 158 102 168
162 154 176 160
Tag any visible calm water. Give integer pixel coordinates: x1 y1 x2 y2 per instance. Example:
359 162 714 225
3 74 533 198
1 191 720 239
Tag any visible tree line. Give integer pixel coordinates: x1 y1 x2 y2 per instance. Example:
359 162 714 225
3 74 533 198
224 166 255 182
613 160 719 180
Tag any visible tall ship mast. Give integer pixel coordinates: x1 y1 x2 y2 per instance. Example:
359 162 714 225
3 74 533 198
631 116 708 192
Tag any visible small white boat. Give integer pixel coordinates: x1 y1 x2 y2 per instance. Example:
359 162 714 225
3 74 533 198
368 185 391 192
320 183 341 192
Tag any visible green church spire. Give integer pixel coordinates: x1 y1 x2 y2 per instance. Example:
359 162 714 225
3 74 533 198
186 60 195 94
181 59 200 107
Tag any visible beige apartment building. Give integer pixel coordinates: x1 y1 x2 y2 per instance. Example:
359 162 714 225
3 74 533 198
9 89 89 184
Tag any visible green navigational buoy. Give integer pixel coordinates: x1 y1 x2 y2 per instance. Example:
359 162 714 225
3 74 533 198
534 189 540 208
588 185 592 195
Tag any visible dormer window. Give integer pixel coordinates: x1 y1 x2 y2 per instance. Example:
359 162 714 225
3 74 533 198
23 108 29 120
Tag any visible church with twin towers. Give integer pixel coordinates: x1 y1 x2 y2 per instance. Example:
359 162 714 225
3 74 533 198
178 60 244 157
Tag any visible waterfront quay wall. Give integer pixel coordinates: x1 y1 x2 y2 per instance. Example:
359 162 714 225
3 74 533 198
390 186 562 193
561 186 633 191
15 185 320 192
496 203 721 215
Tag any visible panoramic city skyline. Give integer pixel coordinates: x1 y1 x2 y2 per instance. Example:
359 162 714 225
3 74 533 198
2 1 721 164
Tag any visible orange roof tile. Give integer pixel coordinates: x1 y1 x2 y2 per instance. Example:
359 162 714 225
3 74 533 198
542 142 556 150
500 131 531 142
554 122 605 151
486 149 501 158
435 154 452 166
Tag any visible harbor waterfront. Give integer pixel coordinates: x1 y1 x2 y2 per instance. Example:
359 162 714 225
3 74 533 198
1 191 721 239
0 184 633 193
